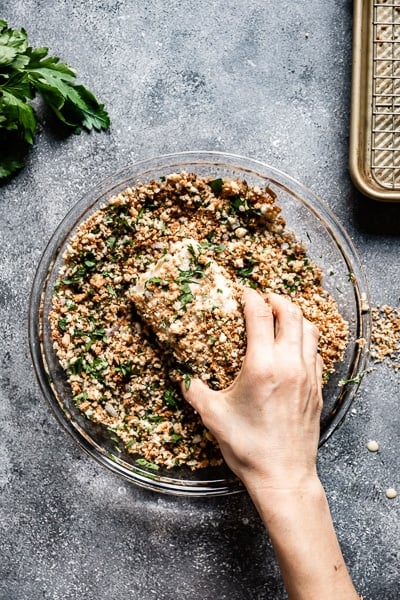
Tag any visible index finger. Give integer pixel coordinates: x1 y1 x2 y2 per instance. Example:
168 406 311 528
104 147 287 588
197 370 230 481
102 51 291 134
302 318 320 367
242 288 275 357
268 293 304 352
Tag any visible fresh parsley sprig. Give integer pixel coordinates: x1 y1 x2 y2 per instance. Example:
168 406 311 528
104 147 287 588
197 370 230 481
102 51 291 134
0 20 110 178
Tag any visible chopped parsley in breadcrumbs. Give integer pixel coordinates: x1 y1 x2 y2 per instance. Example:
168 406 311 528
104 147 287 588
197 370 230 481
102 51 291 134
128 237 245 389
49 172 349 470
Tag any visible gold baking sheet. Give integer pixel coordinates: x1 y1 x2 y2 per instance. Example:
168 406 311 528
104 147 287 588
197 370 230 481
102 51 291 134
350 0 400 201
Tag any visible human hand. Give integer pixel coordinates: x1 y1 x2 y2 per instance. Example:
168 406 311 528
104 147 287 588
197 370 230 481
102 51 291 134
181 288 324 492
182 289 361 599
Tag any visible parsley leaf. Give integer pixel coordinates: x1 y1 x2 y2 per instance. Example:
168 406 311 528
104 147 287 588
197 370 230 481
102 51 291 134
183 373 192 390
0 20 110 178
163 389 179 409
135 458 160 471
207 178 223 197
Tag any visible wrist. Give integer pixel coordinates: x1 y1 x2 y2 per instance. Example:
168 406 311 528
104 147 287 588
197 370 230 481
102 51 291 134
245 475 359 599
243 471 325 524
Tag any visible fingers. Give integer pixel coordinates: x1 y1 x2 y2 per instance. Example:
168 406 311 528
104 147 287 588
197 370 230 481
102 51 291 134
316 353 324 391
302 318 320 368
181 378 224 435
269 295 322 391
182 293 324 419
268 293 304 353
243 291 321 375
242 288 275 360
180 377 216 416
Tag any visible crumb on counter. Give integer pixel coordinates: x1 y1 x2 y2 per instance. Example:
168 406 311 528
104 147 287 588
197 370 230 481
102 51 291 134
370 305 400 369
366 440 379 452
385 487 398 500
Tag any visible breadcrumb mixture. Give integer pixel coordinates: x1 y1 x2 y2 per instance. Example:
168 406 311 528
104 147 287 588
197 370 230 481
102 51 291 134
370 305 400 369
49 172 348 470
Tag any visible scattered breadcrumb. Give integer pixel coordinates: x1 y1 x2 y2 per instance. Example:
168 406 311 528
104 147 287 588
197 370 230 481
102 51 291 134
49 172 349 470
385 487 398 500
370 305 400 369
366 440 379 452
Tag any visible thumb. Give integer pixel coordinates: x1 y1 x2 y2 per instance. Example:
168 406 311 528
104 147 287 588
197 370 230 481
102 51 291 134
180 377 217 417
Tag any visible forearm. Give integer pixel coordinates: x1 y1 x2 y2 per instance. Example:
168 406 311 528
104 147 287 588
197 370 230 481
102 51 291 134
246 477 359 600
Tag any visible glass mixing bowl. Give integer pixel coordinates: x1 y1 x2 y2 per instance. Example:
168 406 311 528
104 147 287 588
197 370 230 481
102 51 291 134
29 151 371 496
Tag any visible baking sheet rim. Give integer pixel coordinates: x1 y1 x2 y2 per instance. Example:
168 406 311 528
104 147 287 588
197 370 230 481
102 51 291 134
349 0 400 202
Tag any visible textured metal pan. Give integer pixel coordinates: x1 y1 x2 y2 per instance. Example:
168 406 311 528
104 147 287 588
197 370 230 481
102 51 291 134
350 0 400 201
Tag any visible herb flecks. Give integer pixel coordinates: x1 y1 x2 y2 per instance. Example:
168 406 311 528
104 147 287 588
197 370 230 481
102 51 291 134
207 178 223 197
163 389 179 408
183 373 192 390
175 243 210 312
135 458 160 471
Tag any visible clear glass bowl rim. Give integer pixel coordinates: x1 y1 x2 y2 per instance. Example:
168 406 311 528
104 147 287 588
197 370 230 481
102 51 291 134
28 150 371 497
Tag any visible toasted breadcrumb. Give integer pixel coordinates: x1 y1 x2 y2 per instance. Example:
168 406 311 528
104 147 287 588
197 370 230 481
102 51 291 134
370 305 400 369
49 172 349 470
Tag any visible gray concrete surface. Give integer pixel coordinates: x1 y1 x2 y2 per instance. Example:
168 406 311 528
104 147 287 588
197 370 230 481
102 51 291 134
0 1 399 598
